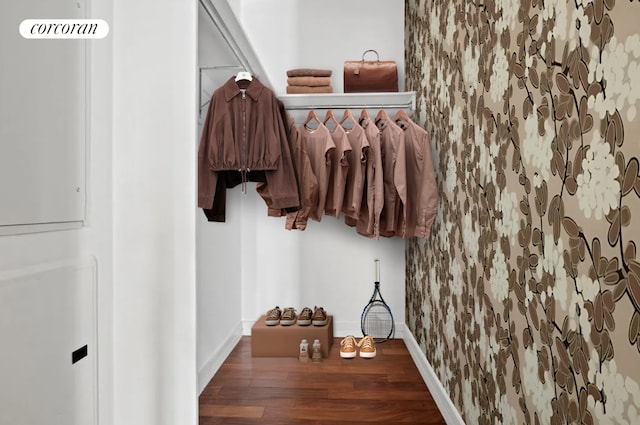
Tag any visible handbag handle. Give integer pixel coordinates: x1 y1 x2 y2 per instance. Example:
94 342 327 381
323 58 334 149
361 49 380 62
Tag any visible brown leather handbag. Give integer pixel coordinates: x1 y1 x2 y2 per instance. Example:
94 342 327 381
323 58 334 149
344 50 398 93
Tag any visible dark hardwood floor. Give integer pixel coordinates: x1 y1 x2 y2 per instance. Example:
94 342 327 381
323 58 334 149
199 336 447 424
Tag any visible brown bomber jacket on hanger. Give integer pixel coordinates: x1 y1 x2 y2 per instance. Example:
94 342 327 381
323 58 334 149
198 76 300 221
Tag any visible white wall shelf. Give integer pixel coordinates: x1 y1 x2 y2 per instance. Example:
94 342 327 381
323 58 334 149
279 91 415 111
279 91 415 123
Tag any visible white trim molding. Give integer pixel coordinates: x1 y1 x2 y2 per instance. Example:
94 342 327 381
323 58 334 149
197 322 243 395
242 319 254 336
401 323 466 425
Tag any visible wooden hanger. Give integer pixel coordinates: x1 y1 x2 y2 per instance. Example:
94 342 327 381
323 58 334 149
340 109 357 129
303 109 321 129
375 109 389 127
323 109 339 130
359 108 371 124
394 109 411 123
394 109 412 129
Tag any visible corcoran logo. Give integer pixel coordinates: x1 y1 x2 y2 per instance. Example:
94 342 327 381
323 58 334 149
19 19 109 39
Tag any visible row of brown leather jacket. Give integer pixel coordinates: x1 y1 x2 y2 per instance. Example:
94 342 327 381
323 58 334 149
197 76 438 238
262 108 439 239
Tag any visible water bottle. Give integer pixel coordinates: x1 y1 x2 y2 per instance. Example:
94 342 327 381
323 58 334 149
312 339 322 363
299 339 309 362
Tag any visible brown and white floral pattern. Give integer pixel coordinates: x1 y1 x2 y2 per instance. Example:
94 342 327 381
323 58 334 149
405 1 640 424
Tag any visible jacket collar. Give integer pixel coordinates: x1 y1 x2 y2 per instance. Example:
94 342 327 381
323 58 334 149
222 76 264 102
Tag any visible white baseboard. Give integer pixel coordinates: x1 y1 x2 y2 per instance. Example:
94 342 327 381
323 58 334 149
401 323 466 425
242 319 255 335
197 322 243 395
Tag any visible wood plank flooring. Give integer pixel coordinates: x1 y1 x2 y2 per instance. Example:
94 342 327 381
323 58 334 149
199 336 446 424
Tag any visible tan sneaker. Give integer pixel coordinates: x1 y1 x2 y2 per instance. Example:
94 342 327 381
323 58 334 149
358 335 376 358
280 307 297 326
312 306 327 326
340 335 358 359
265 306 281 326
297 307 313 326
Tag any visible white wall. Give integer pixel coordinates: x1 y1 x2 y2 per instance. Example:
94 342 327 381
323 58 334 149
196 151 243 394
112 0 197 424
235 0 406 331
236 0 299 93
225 0 242 20
196 0 248 394
0 1 114 424
196 0 407 397
239 0 405 95
243 204 405 336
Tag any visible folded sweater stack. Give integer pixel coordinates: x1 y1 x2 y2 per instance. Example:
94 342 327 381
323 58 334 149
286 69 333 94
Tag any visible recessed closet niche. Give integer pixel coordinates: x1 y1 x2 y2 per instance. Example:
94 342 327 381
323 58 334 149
196 0 408 392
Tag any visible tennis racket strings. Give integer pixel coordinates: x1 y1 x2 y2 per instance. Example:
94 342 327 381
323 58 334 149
362 298 394 341
361 259 395 342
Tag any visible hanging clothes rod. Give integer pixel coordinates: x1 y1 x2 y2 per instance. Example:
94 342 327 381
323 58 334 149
200 65 245 71
281 101 415 111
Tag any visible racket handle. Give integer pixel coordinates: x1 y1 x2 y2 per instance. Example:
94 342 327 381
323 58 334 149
374 258 380 283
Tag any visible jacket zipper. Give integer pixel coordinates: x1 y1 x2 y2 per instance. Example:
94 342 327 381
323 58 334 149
240 89 248 194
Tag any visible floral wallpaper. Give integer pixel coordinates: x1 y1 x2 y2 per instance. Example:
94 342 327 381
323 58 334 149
405 1 640 424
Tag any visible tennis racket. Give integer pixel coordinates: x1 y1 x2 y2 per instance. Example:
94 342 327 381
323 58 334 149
361 258 395 342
